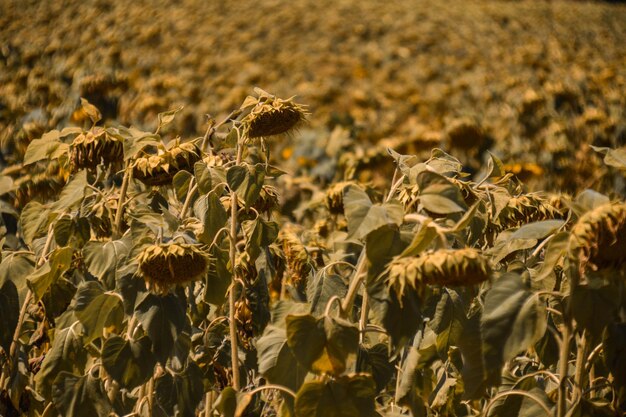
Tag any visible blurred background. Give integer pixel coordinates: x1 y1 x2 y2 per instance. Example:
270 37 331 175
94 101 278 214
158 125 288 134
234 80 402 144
1 0 625 194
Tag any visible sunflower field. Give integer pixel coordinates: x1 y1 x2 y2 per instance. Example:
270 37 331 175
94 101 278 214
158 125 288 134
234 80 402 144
1 1 626 416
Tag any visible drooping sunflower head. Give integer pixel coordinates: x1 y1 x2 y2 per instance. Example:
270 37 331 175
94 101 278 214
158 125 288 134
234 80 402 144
138 242 208 293
325 181 355 215
278 226 311 293
446 118 485 150
253 184 280 215
387 248 491 301
240 88 308 139
70 127 123 172
132 141 200 186
569 202 626 279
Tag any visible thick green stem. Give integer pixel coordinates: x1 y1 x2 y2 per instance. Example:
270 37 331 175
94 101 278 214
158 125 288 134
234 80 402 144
557 322 571 417
340 254 367 318
228 140 245 391
180 181 198 220
8 224 54 368
573 330 589 401
114 162 133 239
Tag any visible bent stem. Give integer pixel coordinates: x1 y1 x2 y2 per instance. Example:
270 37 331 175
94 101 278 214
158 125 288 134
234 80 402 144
180 180 198 220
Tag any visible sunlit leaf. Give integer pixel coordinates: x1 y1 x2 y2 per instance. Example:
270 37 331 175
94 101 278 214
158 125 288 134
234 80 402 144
344 186 403 240
74 281 124 343
257 325 306 392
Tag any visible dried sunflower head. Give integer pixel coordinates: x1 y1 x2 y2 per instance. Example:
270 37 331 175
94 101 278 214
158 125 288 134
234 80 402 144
498 194 563 230
387 248 490 300
278 226 311 293
234 297 254 350
240 88 308 139
569 202 626 279
446 118 485 150
253 184 280 215
138 242 208 293
70 127 123 172
133 141 200 186
11 161 70 207
325 181 355 215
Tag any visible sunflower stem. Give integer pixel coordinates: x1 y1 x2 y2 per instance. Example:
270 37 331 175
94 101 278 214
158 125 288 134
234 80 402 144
180 181 198 220
557 319 571 417
114 162 133 239
228 133 245 391
7 223 54 377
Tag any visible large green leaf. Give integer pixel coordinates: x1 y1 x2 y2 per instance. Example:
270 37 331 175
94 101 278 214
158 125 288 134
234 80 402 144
172 170 194 202
196 191 228 246
257 325 306 392
54 214 90 247
429 289 466 357
399 222 438 258
203 245 231 305
51 170 88 211
459 309 487 399
82 237 131 287
286 314 358 376
154 362 205 417
344 186 404 240
107 126 161 161
370 281 422 349
52 372 112 417
307 271 347 316
193 161 213 194
27 246 74 300
294 374 377 417
0 279 19 354
242 218 278 261
102 336 155 390
74 282 124 343
35 323 87 397
356 344 393 392
226 164 265 208
134 292 189 364
481 273 546 386
19 201 51 247
508 220 565 240
416 171 467 214
285 314 326 372
365 225 412 282
533 231 569 290
0 253 35 302
22 130 70 165
419 194 465 214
